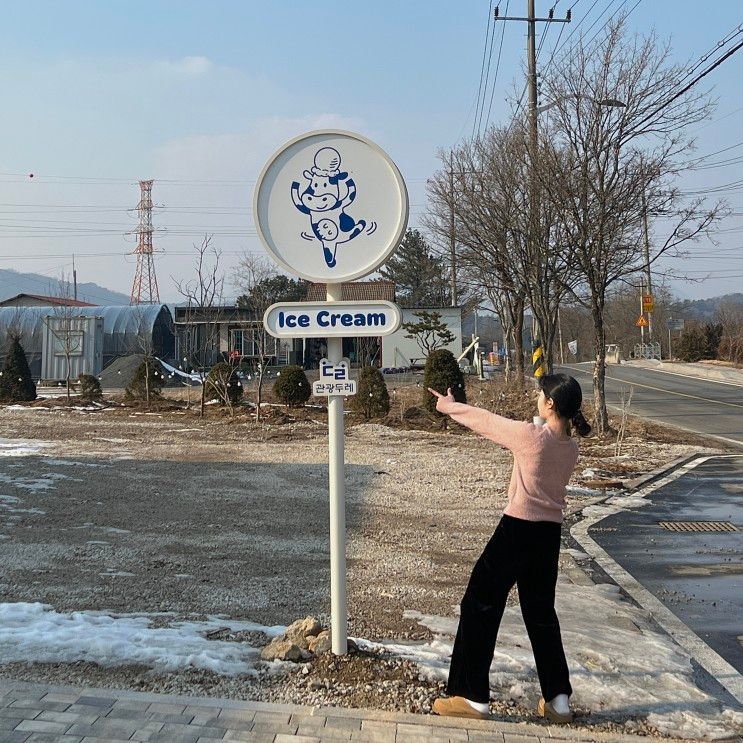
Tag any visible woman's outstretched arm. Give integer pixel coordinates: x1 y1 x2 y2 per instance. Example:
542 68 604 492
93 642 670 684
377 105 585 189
428 388 530 451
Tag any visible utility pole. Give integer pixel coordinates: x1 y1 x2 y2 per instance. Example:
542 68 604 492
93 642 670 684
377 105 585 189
495 2 570 373
449 151 457 307
640 167 653 342
72 254 77 301
494 1 571 147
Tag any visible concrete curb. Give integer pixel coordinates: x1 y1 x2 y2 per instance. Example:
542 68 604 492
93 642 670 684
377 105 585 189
571 455 743 707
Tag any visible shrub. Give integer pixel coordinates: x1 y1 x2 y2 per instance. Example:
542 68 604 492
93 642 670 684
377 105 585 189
350 366 390 420
703 322 723 360
125 358 164 400
78 373 102 402
0 335 36 403
423 349 466 415
273 365 311 406
206 362 243 406
676 322 706 362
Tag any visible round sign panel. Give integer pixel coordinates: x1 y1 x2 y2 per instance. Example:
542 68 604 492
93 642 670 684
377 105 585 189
253 130 409 283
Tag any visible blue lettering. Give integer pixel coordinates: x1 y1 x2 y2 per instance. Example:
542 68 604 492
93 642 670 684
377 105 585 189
317 310 330 327
340 313 353 327
278 311 285 328
286 314 297 328
298 314 310 328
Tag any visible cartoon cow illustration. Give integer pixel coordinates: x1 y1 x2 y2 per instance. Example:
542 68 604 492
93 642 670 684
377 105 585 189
291 147 370 268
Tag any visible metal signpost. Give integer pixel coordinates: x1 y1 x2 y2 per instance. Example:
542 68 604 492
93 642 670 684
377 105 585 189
254 130 407 654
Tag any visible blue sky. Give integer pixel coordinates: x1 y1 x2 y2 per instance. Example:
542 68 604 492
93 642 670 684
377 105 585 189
1 1 741 302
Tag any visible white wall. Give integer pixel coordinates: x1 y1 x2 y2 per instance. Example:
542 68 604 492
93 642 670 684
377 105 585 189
382 307 462 368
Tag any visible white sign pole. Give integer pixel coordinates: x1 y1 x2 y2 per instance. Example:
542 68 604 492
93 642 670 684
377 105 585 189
326 281 347 655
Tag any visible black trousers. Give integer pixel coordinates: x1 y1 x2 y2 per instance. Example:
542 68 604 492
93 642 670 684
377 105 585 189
446 514 572 704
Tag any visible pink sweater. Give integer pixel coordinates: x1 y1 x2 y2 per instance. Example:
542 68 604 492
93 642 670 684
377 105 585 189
445 402 579 523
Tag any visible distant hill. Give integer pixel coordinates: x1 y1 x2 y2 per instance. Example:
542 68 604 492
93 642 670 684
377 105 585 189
673 292 743 321
0 269 130 306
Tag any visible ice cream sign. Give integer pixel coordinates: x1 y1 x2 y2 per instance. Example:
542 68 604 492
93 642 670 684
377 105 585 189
254 130 407 656
263 301 401 338
254 130 409 283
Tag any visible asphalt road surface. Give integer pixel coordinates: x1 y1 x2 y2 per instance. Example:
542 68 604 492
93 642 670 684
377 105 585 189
561 362 743 447
588 455 743 674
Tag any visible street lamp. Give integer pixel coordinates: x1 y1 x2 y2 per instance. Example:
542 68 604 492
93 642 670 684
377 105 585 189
536 94 626 114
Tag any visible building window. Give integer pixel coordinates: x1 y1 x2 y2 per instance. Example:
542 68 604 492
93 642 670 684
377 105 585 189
230 328 279 358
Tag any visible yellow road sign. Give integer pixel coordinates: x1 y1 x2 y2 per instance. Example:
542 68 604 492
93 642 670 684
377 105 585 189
636 315 648 328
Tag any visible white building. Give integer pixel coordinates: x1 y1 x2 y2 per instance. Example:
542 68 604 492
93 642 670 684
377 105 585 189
381 306 462 368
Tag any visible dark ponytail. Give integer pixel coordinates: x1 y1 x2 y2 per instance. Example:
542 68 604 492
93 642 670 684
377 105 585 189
539 373 592 438
570 409 592 437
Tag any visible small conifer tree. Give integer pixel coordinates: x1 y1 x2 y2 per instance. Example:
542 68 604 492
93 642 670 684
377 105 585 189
125 358 164 401
206 362 243 408
273 365 311 406
0 335 36 403
77 373 102 402
350 366 390 420
423 349 466 415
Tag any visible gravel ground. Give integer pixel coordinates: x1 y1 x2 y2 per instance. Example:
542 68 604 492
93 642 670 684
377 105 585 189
0 394 728 736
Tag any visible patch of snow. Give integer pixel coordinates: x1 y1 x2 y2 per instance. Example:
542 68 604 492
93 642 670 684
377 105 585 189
0 439 52 457
361 582 743 740
564 548 590 561
0 602 284 675
606 494 649 508
566 485 604 496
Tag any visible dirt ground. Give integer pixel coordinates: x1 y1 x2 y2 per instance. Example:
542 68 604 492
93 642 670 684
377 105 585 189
0 382 730 638
0 382 732 731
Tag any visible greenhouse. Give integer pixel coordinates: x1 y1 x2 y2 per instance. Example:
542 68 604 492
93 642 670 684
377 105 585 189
0 305 174 379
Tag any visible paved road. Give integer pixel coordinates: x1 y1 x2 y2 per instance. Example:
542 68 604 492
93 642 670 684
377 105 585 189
560 362 743 446
587 455 743 675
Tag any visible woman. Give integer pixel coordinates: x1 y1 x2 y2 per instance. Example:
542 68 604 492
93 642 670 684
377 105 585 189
429 373 591 724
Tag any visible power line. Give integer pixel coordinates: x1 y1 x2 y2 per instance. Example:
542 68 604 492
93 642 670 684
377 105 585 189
473 1 495 140
484 0 510 132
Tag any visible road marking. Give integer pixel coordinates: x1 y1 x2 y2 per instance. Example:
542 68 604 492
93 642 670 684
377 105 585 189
572 455 743 706
565 364 743 410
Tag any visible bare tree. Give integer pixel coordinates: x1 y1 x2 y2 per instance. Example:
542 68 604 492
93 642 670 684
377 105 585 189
233 253 280 422
130 305 159 409
174 236 225 418
45 274 83 402
537 19 723 434
426 127 577 381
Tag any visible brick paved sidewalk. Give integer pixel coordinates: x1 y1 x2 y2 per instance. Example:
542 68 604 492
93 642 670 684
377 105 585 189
0 679 696 743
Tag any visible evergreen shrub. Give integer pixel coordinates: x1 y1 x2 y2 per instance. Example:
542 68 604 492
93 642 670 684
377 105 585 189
350 366 390 420
125 358 164 400
78 373 102 402
274 365 311 406
0 335 36 403
206 362 243 406
423 349 466 414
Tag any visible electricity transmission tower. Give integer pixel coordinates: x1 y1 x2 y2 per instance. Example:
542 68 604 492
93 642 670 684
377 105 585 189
130 179 161 304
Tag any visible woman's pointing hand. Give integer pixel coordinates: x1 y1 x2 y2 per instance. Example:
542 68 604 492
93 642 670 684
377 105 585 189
428 387 456 414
